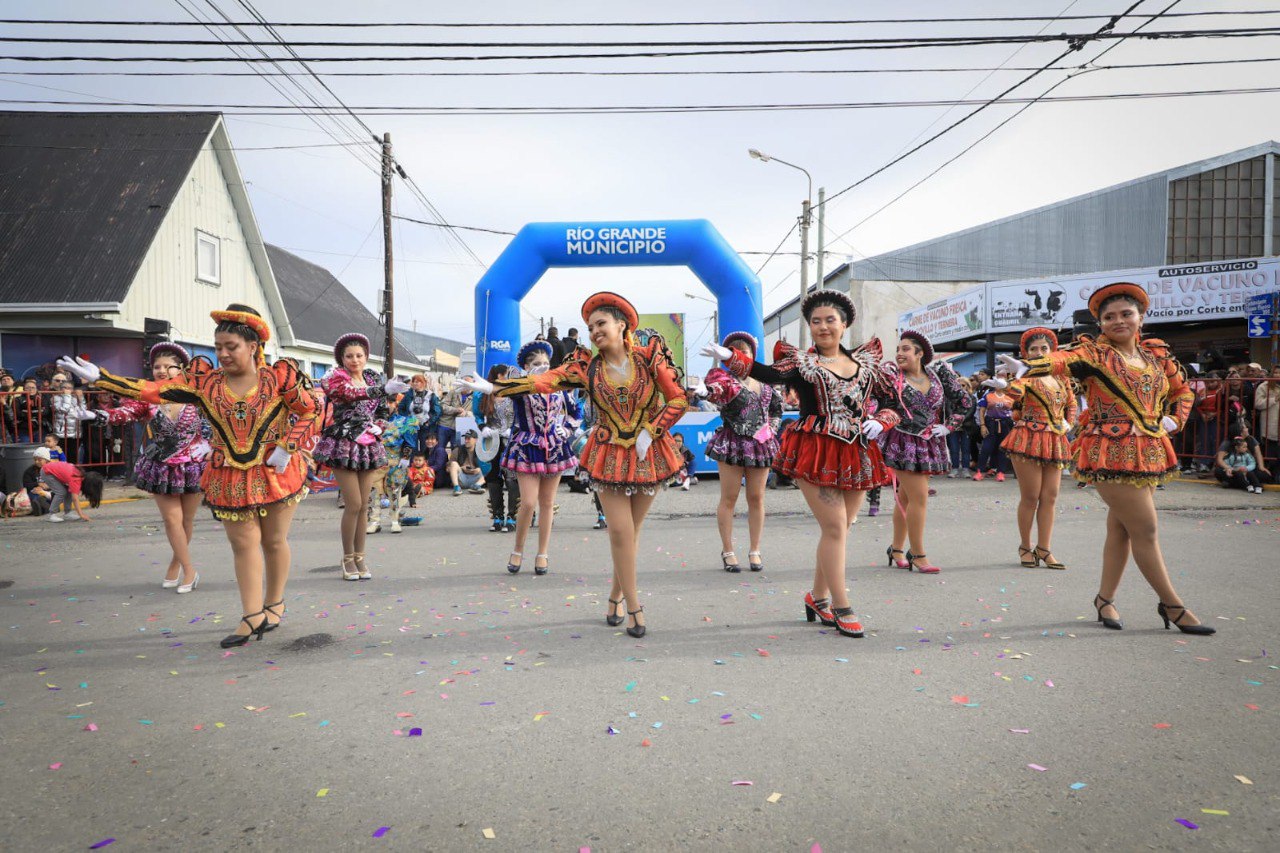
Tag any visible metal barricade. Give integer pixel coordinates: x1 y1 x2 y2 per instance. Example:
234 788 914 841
0 388 137 474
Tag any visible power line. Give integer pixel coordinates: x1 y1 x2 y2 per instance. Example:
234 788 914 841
3 11 1275 27
3 26 1277 48
5 85 1277 114
754 220 800 276
821 1 1147 208
5 55 1277 78
391 215 514 237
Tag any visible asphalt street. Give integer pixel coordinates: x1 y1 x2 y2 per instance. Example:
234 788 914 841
1 476 1276 852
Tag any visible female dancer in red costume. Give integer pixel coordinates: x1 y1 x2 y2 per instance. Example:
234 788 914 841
704 290 897 637
61 304 320 647
999 282 1214 635
462 292 687 637
984 328 1077 570
93 343 212 593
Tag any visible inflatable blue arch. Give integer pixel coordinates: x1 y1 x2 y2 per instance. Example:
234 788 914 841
474 219 763 375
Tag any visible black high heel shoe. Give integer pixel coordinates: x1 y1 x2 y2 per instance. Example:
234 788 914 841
606 598 625 627
886 546 909 569
506 551 522 574
721 551 740 573
1158 602 1216 635
220 610 268 648
533 553 549 576
262 599 284 633
626 606 646 638
1093 594 1123 630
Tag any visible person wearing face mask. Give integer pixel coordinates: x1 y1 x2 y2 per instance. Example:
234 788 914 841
314 332 411 581
460 292 686 638
92 343 213 593
59 304 319 647
704 290 898 639
497 340 582 575
982 328 1077 571
999 282 1212 636
877 329 974 575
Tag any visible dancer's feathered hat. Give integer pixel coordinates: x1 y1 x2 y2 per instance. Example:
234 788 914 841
1088 281 1149 318
580 291 639 331
1019 327 1059 357
801 289 856 325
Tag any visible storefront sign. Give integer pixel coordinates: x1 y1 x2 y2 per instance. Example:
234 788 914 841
985 256 1280 334
896 286 986 344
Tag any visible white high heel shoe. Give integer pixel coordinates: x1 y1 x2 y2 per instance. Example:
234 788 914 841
176 571 199 594
161 571 181 589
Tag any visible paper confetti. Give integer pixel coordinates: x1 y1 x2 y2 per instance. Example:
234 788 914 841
316 789 329 798
49 762 62 770
372 826 390 838
1028 764 1047 772
767 792 782 803
731 780 754 786
1201 809 1229 816
1070 782 1087 790
1174 819 1199 830
1235 775 1253 785
482 828 496 839
88 840 115 850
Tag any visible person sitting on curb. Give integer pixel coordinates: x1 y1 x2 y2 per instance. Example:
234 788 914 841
448 430 487 496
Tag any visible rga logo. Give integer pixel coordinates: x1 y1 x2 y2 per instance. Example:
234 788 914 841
488 340 512 351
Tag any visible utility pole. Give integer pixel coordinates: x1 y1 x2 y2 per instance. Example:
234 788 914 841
814 187 826 291
798 199 812 350
380 132 395 375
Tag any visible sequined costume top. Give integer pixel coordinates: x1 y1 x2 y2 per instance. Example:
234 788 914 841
876 361 972 437
1005 376 1078 436
702 368 782 441
94 357 319 469
319 368 392 442
1024 336 1192 439
98 399 210 463
726 340 900 445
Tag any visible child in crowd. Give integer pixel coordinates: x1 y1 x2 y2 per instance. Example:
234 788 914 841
32 446 104 522
42 434 67 462
671 433 697 491
406 451 435 505
1221 436 1265 493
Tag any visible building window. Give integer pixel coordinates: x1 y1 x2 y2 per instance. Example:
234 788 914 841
1166 155 1268 264
196 230 221 285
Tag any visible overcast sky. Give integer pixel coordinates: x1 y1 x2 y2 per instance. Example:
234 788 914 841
6 0 1280 372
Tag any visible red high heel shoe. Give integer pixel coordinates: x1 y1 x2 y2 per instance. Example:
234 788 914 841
906 550 940 574
804 591 835 626
832 606 865 638
886 546 910 569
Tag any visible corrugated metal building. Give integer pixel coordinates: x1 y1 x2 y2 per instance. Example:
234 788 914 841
764 141 1280 369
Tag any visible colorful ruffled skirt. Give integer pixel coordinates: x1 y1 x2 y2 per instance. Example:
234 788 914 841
879 430 951 475
1071 424 1179 487
1002 423 1071 468
313 434 388 471
201 452 308 521
134 458 205 495
773 428 890 490
706 427 778 468
579 431 680 495
501 432 578 477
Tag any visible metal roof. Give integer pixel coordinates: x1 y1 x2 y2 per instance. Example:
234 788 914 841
265 243 424 368
770 140 1280 322
0 111 220 305
393 326 469 359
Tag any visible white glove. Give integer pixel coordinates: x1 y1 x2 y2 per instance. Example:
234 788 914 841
266 447 291 474
635 428 653 461
189 440 212 461
457 375 495 395
1160 415 1178 433
861 420 884 441
57 355 101 385
479 426 496 440
981 377 1008 390
384 377 410 395
398 457 411 469
700 344 732 361
75 408 99 421
927 424 950 439
996 354 1028 379
692 377 709 398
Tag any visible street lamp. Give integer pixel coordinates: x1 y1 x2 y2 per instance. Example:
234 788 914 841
684 292 718 342
749 147 813 348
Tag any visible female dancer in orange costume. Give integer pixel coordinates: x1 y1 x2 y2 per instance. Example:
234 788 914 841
461 292 687 637
999 282 1214 635
704 290 898 638
986 327 1078 570
61 304 319 647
